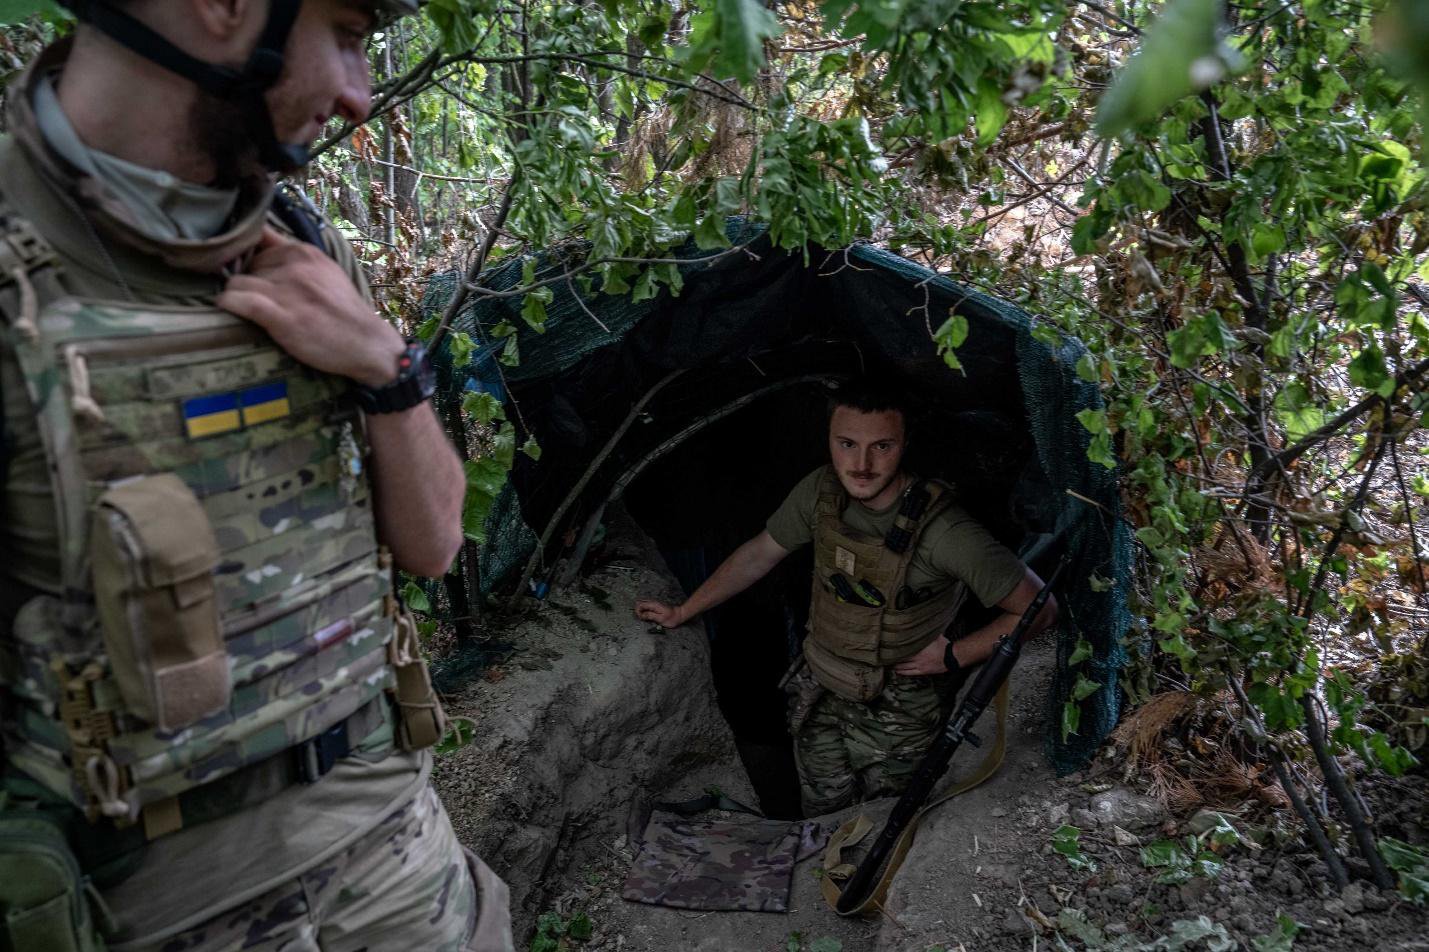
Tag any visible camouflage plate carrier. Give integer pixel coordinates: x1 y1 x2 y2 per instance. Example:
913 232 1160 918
0 211 444 842
803 467 965 702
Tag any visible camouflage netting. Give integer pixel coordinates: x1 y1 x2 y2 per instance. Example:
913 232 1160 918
418 222 1133 774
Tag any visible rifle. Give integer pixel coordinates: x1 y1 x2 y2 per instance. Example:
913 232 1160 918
831 557 1068 914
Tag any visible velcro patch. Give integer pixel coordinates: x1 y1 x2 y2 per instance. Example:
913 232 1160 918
182 379 291 439
182 392 241 439
239 380 291 426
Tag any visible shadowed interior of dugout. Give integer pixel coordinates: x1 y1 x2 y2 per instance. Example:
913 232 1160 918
417 223 1133 802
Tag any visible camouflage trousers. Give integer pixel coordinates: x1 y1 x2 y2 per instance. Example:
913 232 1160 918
789 667 943 816
115 785 514 952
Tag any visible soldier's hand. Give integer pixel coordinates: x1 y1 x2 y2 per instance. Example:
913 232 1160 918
893 635 949 676
218 226 405 388
634 599 686 629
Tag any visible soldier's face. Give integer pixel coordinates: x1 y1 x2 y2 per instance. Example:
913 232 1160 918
828 406 906 505
263 0 375 148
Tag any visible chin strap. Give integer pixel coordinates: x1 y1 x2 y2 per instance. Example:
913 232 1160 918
61 0 308 172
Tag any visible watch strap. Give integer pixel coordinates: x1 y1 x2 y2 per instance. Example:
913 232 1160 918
355 339 435 414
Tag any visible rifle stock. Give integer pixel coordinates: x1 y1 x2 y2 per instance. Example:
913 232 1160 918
833 557 1067 914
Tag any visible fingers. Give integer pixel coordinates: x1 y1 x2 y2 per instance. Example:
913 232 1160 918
216 286 285 328
250 225 324 272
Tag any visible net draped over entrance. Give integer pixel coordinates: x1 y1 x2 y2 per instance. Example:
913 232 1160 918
418 223 1133 774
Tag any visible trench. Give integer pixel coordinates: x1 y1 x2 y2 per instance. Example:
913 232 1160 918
622 384 826 819
611 374 1037 820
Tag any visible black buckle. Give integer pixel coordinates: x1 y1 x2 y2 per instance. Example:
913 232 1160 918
296 721 350 783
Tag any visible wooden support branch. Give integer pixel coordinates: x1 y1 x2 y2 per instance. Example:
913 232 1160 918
1299 693 1396 888
1227 673 1349 887
505 370 685 611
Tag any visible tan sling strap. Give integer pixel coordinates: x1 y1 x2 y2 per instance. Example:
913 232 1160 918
818 680 1010 916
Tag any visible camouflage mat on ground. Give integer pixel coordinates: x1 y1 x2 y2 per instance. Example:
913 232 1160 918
622 811 826 913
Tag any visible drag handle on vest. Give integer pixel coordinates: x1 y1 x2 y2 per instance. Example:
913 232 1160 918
833 557 1067 914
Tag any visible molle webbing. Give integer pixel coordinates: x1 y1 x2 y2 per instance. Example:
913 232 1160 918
0 212 398 832
805 468 963 701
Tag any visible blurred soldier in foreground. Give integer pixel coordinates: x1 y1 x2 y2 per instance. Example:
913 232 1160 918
636 377 1057 816
0 0 512 948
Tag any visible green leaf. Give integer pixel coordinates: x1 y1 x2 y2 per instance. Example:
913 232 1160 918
521 291 550 332
1052 824 1097 870
974 78 1009 147
934 313 970 376
1076 408 1108 434
1095 0 1245 137
1069 636 1094 665
567 912 593 941
1061 700 1082 740
434 716 477 756
694 214 731 250
1120 170 1172 212
712 0 780 84
462 391 504 425
521 436 542 461
499 334 521 368
1163 917 1233 951
1071 673 1102 701
1141 838 1189 871
1075 352 1100 383
1348 344 1393 397
448 330 477 370
1087 431 1117 470
1250 222 1286 259
1056 907 1107 947
0 0 62 23
401 580 432 613
1250 914 1300 952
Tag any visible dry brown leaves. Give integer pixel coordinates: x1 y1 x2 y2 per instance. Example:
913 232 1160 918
1110 690 1289 814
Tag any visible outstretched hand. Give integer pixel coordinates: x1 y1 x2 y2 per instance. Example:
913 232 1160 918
634 599 686 629
218 226 405 388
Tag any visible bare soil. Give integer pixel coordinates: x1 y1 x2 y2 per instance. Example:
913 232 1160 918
432 519 1429 951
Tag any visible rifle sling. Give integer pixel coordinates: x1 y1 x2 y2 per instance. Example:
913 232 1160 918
818 679 1010 916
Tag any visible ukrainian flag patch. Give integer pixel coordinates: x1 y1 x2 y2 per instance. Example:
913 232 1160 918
182 392 241 439
182 380 290 439
240 380 291 426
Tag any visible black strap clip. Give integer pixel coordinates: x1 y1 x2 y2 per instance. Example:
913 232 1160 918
296 721 351 783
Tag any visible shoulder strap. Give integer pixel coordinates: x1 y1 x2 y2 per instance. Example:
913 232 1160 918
0 200 67 488
885 478 955 554
813 465 844 520
269 186 327 251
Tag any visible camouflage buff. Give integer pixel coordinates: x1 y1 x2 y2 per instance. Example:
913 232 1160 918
114 786 514 952
787 665 945 816
622 810 825 913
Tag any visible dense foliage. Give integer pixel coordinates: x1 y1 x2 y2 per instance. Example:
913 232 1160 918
4 0 1427 898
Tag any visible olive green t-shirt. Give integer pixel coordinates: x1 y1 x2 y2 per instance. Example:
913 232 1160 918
766 467 1026 608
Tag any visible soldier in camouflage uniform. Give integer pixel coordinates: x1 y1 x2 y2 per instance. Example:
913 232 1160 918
636 378 1058 816
0 0 512 948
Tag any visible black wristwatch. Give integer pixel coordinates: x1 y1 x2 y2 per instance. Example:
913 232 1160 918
355 339 435 414
943 639 962 676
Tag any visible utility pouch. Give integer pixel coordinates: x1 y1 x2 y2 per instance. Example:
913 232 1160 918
91 473 228 732
0 811 107 952
387 611 446 750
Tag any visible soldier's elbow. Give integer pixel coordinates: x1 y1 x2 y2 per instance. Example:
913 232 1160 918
397 527 462 578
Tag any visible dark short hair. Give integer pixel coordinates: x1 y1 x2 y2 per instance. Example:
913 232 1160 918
828 376 912 428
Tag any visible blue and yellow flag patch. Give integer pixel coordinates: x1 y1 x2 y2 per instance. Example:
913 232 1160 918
183 380 290 439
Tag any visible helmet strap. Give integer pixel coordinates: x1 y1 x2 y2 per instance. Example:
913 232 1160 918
67 0 308 173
